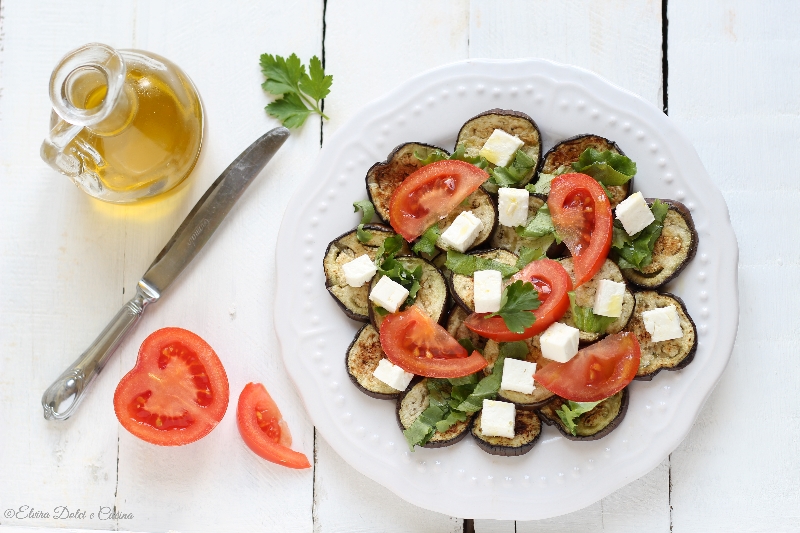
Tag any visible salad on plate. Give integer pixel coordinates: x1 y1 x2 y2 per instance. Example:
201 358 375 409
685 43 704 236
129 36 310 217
323 108 698 456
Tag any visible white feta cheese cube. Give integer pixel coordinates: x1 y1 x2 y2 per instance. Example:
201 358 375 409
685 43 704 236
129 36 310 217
615 191 655 236
341 254 377 288
500 358 537 395
480 399 516 438
540 322 580 363
474 270 502 313
498 187 530 227
372 358 414 391
368 276 409 313
479 129 524 167
642 305 684 342
440 211 483 252
593 279 626 318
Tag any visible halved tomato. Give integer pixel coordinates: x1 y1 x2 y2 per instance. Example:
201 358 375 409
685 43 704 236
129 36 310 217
533 332 641 402
464 259 572 341
379 305 488 377
388 159 489 241
548 173 613 287
113 328 229 446
237 383 311 469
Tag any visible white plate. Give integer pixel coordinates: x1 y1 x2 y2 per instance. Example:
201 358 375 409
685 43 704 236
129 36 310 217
274 59 738 520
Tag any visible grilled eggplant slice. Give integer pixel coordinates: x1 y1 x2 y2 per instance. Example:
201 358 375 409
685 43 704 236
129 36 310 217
397 379 472 448
368 256 448 329
324 225 410 322
434 187 497 252
538 388 629 441
489 195 561 256
625 291 698 380
558 258 635 344
449 249 518 312
366 142 448 222
482 339 555 408
537 134 632 208
456 109 542 191
470 408 542 456
446 306 487 353
620 199 698 289
346 324 405 400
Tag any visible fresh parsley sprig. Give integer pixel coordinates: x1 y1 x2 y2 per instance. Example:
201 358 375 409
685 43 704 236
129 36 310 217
260 53 332 128
487 280 541 334
412 225 441 255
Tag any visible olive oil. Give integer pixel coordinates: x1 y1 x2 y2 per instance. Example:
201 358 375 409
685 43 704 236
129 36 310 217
42 44 204 203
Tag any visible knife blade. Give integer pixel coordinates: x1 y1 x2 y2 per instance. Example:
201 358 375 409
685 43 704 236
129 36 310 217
42 127 289 420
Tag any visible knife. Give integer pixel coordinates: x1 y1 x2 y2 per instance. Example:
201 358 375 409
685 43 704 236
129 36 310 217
42 127 290 420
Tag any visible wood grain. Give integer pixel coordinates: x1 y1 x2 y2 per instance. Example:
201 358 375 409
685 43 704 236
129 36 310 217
668 1 800 531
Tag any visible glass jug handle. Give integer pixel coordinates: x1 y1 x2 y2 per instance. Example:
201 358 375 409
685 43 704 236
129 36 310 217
40 118 84 177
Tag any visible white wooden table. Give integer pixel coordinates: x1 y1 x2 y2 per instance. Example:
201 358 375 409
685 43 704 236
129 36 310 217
0 1 795 531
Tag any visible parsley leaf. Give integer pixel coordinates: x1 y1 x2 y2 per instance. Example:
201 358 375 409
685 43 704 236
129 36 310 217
445 250 519 278
572 148 636 187
299 56 333 102
487 280 541 334
412 225 441 255
458 338 477 354
567 291 617 333
260 53 331 128
353 200 375 243
556 400 603 436
610 199 669 271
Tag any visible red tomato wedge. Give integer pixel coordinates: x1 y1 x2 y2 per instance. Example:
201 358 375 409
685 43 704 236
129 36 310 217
464 259 572 341
237 383 311 469
113 328 229 446
380 305 488 377
388 160 489 241
548 173 613 287
534 332 641 402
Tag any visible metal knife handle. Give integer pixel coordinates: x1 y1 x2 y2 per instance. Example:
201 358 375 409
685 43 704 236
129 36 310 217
41 281 160 420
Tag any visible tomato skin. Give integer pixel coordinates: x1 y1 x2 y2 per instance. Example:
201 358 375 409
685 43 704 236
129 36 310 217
380 306 488 378
113 328 229 446
464 259 572 341
237 383 311 469
548 173 613 287
389 160 489 241
534 332 641 402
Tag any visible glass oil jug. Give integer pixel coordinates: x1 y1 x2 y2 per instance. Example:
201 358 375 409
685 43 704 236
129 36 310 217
41 43 204 203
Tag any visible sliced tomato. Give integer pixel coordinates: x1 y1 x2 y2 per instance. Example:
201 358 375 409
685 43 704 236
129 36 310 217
388 160 489 241
464 259 572 341
548 173 613 287
379 305 487 377
534 332 641 402
236 383 311 469
113 328 229 446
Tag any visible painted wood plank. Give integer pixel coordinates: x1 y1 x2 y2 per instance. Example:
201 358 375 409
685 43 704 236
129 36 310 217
468 0 664 106
0 1 136 530
316 1 469 531
474 519 515 533
667 1 800 531
469 1 668 531
111 1 322 532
